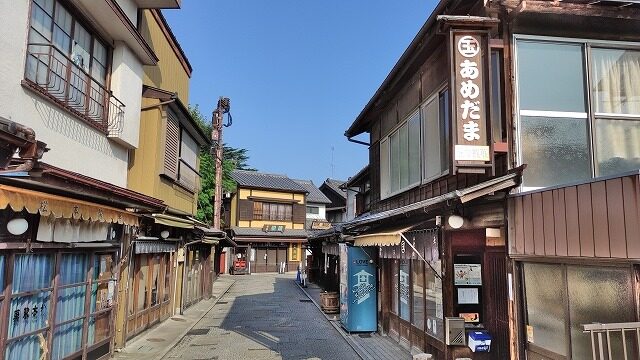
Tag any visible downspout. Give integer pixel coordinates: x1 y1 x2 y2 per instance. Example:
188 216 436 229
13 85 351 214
140 98 176 111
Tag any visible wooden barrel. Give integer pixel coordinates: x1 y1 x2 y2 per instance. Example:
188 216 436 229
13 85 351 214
320 291 339 314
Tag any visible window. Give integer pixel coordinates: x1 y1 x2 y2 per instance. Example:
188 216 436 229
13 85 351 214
25 0 117 131
399 260 410 321
422 90 450 181
412 260 425 331
380 89 450 199
164 110 201 192
252 202 293 221
522 263 635 359
516 38 640 189
306 206 320 215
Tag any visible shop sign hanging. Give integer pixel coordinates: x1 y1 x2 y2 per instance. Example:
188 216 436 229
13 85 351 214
450 30 493 173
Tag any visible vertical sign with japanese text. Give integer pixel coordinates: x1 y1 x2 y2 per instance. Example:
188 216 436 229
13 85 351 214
452 31 491 169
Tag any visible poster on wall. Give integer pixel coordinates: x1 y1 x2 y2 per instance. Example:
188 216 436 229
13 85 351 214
454 263 482 285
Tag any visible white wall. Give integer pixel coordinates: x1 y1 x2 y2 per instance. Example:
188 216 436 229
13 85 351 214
305 203 327 221
115 0 138 25
0 1 143 188
109 42 143 149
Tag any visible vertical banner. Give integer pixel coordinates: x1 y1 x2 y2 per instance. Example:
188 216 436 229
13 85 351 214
340 246 377 332
451 30 493 173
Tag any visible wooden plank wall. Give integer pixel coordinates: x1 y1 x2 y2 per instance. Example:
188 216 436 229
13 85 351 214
509 174 640 259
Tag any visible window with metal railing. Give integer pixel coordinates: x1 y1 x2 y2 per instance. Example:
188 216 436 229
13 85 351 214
23 0 124 134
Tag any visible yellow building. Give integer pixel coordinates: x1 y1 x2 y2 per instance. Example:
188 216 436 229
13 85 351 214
117 9 221 347
226 170 308 273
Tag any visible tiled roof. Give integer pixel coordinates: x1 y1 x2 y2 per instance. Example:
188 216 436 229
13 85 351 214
231 170 307 193
323 178 347 200
293 179 331 204
231 227 308 238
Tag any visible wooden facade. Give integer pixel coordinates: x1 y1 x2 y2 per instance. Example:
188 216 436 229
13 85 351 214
343 0 640 359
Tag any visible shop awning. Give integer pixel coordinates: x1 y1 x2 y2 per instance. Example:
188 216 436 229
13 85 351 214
135 240 177 254
0 184 138 226
344 170 522 232
353 227 413 247
150 213 194 229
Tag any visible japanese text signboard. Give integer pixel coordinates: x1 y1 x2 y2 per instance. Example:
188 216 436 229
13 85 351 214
451 31 492 171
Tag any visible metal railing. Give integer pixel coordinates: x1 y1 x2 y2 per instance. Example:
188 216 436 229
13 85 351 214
23 43 124 135
583 322 640 360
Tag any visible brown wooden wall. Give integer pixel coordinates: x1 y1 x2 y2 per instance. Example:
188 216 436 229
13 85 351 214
509 174 640 259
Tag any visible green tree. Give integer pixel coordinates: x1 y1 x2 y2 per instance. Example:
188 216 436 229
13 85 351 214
189 105 255 224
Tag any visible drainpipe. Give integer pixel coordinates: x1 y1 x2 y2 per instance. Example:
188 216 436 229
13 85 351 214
140 98 176 111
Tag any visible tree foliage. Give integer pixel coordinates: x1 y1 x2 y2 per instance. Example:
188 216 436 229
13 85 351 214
189 105 255 224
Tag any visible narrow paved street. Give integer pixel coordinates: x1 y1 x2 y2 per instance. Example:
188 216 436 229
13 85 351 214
161 274 360 360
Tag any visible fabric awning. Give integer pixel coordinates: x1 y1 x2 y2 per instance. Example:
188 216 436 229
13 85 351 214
353 227 413 247
0 184 138 226
150 213 194 229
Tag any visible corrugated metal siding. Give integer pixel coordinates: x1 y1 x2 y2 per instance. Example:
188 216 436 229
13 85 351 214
509 174 640 259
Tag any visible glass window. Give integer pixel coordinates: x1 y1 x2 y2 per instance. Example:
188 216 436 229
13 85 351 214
390 128 400 193
591 48 640 115
72 22 91 72
306 206 320 214
595 119 640 176
399 260 410 321
56 254 88 324
408 112 421 185
517 41 586 112
151 255 160 306
567 266 635 360
87 312 110 345
423 96 441 180
380 138 390 198
137 255 148 311
163 254 171 303
520 116 591 189
412 260 424 331
425 259 443 341
9 254 54 341
390 260 399 315
0 255 5 291
52 320 83 360
523 263 567 356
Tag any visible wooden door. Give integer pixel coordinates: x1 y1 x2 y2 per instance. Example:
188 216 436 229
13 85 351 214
484 248 510 360
256 249 267 273
267 249 278 272
277 248 287 272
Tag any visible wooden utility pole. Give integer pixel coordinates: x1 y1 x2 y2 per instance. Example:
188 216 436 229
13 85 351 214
212 97 230 229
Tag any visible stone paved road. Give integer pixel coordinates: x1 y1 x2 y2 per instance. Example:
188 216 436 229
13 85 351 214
161 273 361 360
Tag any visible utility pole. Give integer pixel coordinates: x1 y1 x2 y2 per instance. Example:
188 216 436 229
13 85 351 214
212 97 231 229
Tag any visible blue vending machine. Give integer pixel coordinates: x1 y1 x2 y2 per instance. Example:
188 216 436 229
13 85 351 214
339 244 377 332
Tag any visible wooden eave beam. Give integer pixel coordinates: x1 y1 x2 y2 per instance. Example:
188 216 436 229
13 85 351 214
501 0 640 19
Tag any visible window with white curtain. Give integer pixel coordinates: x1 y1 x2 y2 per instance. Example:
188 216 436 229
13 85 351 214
515 38 640 190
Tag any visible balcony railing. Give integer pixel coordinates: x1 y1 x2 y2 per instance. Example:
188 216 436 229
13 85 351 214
583 322 640 360
23 43 124 135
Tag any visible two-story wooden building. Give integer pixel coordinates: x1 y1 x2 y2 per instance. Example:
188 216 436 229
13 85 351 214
122 8 218 345
342 1 640 359
0 1 181 358
226 170 308 274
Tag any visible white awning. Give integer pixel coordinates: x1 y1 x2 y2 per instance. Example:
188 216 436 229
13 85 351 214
353 227 413 247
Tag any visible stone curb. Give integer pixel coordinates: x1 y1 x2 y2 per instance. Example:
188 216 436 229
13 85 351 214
153 278 236 360
294 280 365 360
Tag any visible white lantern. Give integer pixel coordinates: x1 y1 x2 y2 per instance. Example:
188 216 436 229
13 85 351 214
447 215 465 229
7 218 29 235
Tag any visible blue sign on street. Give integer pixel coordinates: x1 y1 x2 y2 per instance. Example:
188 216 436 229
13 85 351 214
340 244 377 332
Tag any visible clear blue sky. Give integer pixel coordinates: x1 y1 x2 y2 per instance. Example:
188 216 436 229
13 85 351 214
163 1 438 186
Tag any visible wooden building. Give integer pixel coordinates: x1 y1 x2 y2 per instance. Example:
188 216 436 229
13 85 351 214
225 170 308 274
121 8 221 347
341 0 640 359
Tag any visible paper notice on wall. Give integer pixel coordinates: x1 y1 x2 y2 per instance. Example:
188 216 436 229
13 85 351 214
527 325 534 343
457 287 479 304
454 263 482 285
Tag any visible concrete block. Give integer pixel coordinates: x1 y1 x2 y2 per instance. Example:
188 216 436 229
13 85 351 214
413 353 433 360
